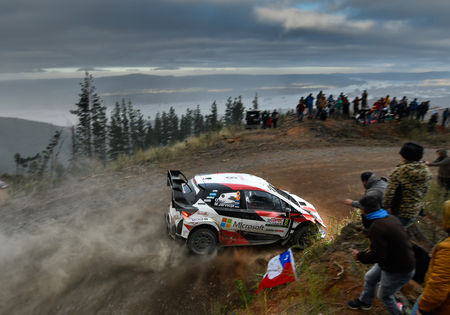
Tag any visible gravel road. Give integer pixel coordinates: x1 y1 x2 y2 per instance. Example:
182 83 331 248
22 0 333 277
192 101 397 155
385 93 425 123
0 145 438 314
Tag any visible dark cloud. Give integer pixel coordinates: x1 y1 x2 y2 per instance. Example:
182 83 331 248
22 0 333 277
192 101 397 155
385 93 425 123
0 0 449 74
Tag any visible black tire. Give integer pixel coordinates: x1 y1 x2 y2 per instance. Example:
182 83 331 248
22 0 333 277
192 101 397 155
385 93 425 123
291 223 319 250
187 228 217 255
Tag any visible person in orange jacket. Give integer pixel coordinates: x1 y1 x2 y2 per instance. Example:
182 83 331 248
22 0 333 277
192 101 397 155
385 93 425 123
411 200 450 315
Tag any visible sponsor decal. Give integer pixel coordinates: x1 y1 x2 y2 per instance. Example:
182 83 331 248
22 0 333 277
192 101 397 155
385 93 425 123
221 217 232 228
232 221 264 231
209 192 217 196
215 192 239 208
197 211 208 215
212 190 218 192
266 217 289 226
204 199 212 203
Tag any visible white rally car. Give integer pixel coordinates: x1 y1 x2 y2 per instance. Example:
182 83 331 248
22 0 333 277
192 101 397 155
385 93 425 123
165 170 326 254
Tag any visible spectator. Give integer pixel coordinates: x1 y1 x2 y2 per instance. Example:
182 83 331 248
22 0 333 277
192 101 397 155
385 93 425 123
389 97 398 115
442 108 449 127
306 93 314 118
335 94 343 118
409 98 419 119
428 112 439 131
342 94 350 119
383 142 432 227
296 98 305 122
397 96 408 120
316 90 324 108
271 109 279 128
361 90 368 109
352 96 360 116
315 95 327 120
411 200 450 315
417 101 430 121
261 110 269 129
266 114 272 128
344 172 387 210
369 98 384 123
347 195 415 315
383 95 390 109
426 149 450 195
327 95 336 117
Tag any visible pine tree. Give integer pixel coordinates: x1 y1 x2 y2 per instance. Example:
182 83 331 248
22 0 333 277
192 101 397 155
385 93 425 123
145 118 155 147
179 108 193 140
167 107 179 143
13 131 62 178
70 72 94 157
205 101 220 131
91 93 107 161
193 105 204 136
134 110 146 150
70 125 79 159
120 99 130 155
252 93 259 110
108 101 123 159
224 97 233 126
128 101 138 151
153 113 162 145
70 72 106 160
232 96 245 125
161 111 170 145
37 130 62 177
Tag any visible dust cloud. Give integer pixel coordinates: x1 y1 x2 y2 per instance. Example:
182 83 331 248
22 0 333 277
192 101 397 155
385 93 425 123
0 170 258 315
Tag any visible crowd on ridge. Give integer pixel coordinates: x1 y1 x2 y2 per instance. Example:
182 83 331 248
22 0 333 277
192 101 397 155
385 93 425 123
342 142 449 315
295 90 450 127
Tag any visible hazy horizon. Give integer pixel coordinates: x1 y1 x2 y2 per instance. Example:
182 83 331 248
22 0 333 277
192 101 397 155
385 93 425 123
1 71 449 126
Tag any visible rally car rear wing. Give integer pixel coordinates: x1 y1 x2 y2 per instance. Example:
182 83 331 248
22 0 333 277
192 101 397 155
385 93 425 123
167 170 188 191
167 170 197 210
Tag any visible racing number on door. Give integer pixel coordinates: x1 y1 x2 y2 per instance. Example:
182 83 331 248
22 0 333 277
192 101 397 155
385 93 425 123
235 191 241 207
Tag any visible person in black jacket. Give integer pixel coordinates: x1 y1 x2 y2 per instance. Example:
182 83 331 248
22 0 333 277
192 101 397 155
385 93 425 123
347 195 415 314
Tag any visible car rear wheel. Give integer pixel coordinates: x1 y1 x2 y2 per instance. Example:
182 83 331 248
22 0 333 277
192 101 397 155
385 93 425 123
187 228 217 255
292 223 319 249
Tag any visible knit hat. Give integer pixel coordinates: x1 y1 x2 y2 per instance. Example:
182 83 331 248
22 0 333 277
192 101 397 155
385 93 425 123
443 200 450 233
359 195 380 213
399 142 424 161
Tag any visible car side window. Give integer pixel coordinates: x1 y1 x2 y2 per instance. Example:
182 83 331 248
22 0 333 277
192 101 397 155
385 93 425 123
280 199 292 212
244 190 282 211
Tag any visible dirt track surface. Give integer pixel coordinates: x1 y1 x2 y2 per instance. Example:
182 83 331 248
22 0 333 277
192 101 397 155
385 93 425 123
0 145 438 314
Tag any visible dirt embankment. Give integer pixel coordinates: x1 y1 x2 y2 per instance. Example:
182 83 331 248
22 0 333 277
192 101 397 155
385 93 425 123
0 120 445 315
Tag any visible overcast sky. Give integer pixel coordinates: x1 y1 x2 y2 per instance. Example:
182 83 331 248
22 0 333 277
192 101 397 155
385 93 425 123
2 0 450 80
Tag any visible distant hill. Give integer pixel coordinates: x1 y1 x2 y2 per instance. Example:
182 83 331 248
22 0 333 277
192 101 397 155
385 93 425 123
0 117 71 174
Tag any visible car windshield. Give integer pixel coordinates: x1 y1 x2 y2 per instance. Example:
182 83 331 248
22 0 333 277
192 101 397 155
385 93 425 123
270 185 300 207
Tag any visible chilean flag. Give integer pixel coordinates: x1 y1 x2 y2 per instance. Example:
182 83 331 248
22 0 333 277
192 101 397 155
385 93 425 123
256 248 297 293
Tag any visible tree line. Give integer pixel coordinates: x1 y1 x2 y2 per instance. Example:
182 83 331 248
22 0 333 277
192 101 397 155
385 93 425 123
14 72 248 177
71 72 246 162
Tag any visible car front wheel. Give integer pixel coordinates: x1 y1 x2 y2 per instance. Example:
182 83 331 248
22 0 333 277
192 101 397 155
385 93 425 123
187 228 217 255
292 223 319 249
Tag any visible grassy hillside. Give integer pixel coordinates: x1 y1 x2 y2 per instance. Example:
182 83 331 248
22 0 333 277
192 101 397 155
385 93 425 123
0 117 71 174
